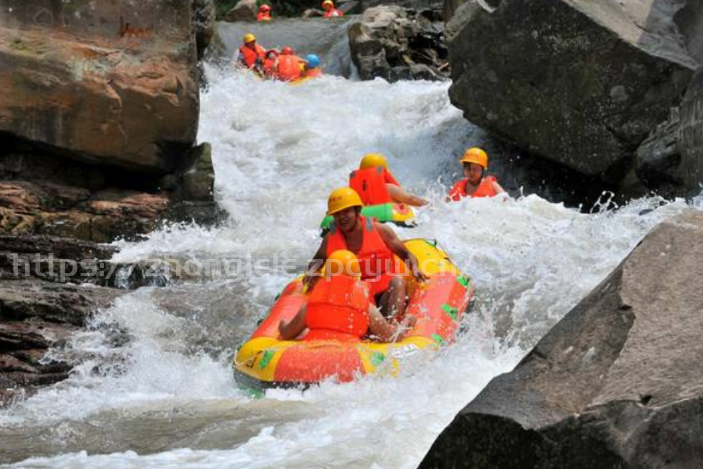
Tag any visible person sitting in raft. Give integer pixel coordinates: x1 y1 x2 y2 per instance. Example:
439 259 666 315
448 147 506 201
322 0 344 18
352 153 429 208
303 54 323 78
262 49 279 79
303 188 427 319
275 46 303 82
257 4 272 21
237 33 266 72
279 250 417 342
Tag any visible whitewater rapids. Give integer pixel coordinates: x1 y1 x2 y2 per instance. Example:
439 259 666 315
0 54 698 469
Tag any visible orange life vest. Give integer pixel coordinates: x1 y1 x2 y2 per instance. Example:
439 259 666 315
305 274 370 341
449 176 498 201
276 55 303 81
324 8 344 17
327 216 395 280
263 57 277 77
349 167 394 206
257 12 271 21
239 44 266 69
305 68 322 78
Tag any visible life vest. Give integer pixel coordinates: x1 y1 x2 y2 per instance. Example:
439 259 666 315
349 167 394 206
305 68 323 78
276 55 303 81
324 8 344 17
257 12 271 21
305 275 370 341
449 176 498 201
327 216 395 280
263 57 277 77
239 44 266 69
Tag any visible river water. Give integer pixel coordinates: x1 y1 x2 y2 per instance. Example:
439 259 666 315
0 19 697 469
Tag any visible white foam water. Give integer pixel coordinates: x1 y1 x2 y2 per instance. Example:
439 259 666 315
0 65 695 468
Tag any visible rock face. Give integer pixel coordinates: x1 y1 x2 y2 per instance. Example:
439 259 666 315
348 5 448 82
194 0 218 60
0 0 199 174
0 233 186 405
0 235 127 404
419 210 703 469
0 146 170 243
224 0 258 22
677 68 703 193
447 0 701 183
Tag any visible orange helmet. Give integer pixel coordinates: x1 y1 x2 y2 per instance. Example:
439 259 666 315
281 46 294 55
460 147 488 169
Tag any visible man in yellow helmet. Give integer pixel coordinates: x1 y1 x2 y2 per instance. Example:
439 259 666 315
448 147 506 201
237 33 267 71
303 188 426 319
351 153 429 208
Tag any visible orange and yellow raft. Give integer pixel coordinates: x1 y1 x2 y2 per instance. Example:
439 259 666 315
233 239 473 391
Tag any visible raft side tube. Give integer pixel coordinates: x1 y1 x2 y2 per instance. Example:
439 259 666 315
233 239 472 390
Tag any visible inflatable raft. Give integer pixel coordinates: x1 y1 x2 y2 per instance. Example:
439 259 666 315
233 239 473 392
319 203 415 233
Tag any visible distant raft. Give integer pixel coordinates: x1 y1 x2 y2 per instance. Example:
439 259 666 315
233 239 473 393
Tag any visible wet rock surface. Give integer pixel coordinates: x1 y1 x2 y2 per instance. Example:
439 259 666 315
0 234 187 406
446 0 703 193
348 5 448 82
420 210 703 469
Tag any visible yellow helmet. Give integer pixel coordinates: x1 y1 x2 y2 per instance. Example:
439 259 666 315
322 0 334 6
359 153 388 170
243 33 257 44
460 147 488 169
327 187 363 215
326 250 361 277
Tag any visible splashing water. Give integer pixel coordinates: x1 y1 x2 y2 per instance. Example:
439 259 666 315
0 63 696 468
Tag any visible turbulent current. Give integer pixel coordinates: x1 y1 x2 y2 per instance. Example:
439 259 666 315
0 20 699 469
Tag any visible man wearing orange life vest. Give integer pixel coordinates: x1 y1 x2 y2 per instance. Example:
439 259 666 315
351 153 429 208
303 188 427 319
279 250 416 342
238 33 266 71
275 46 303 82
448 147 506 201
322 0 344 18
257 4 272 21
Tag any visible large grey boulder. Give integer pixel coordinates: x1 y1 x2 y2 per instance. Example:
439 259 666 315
447 0 701 181
224 0 258 22
419 210 703 469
